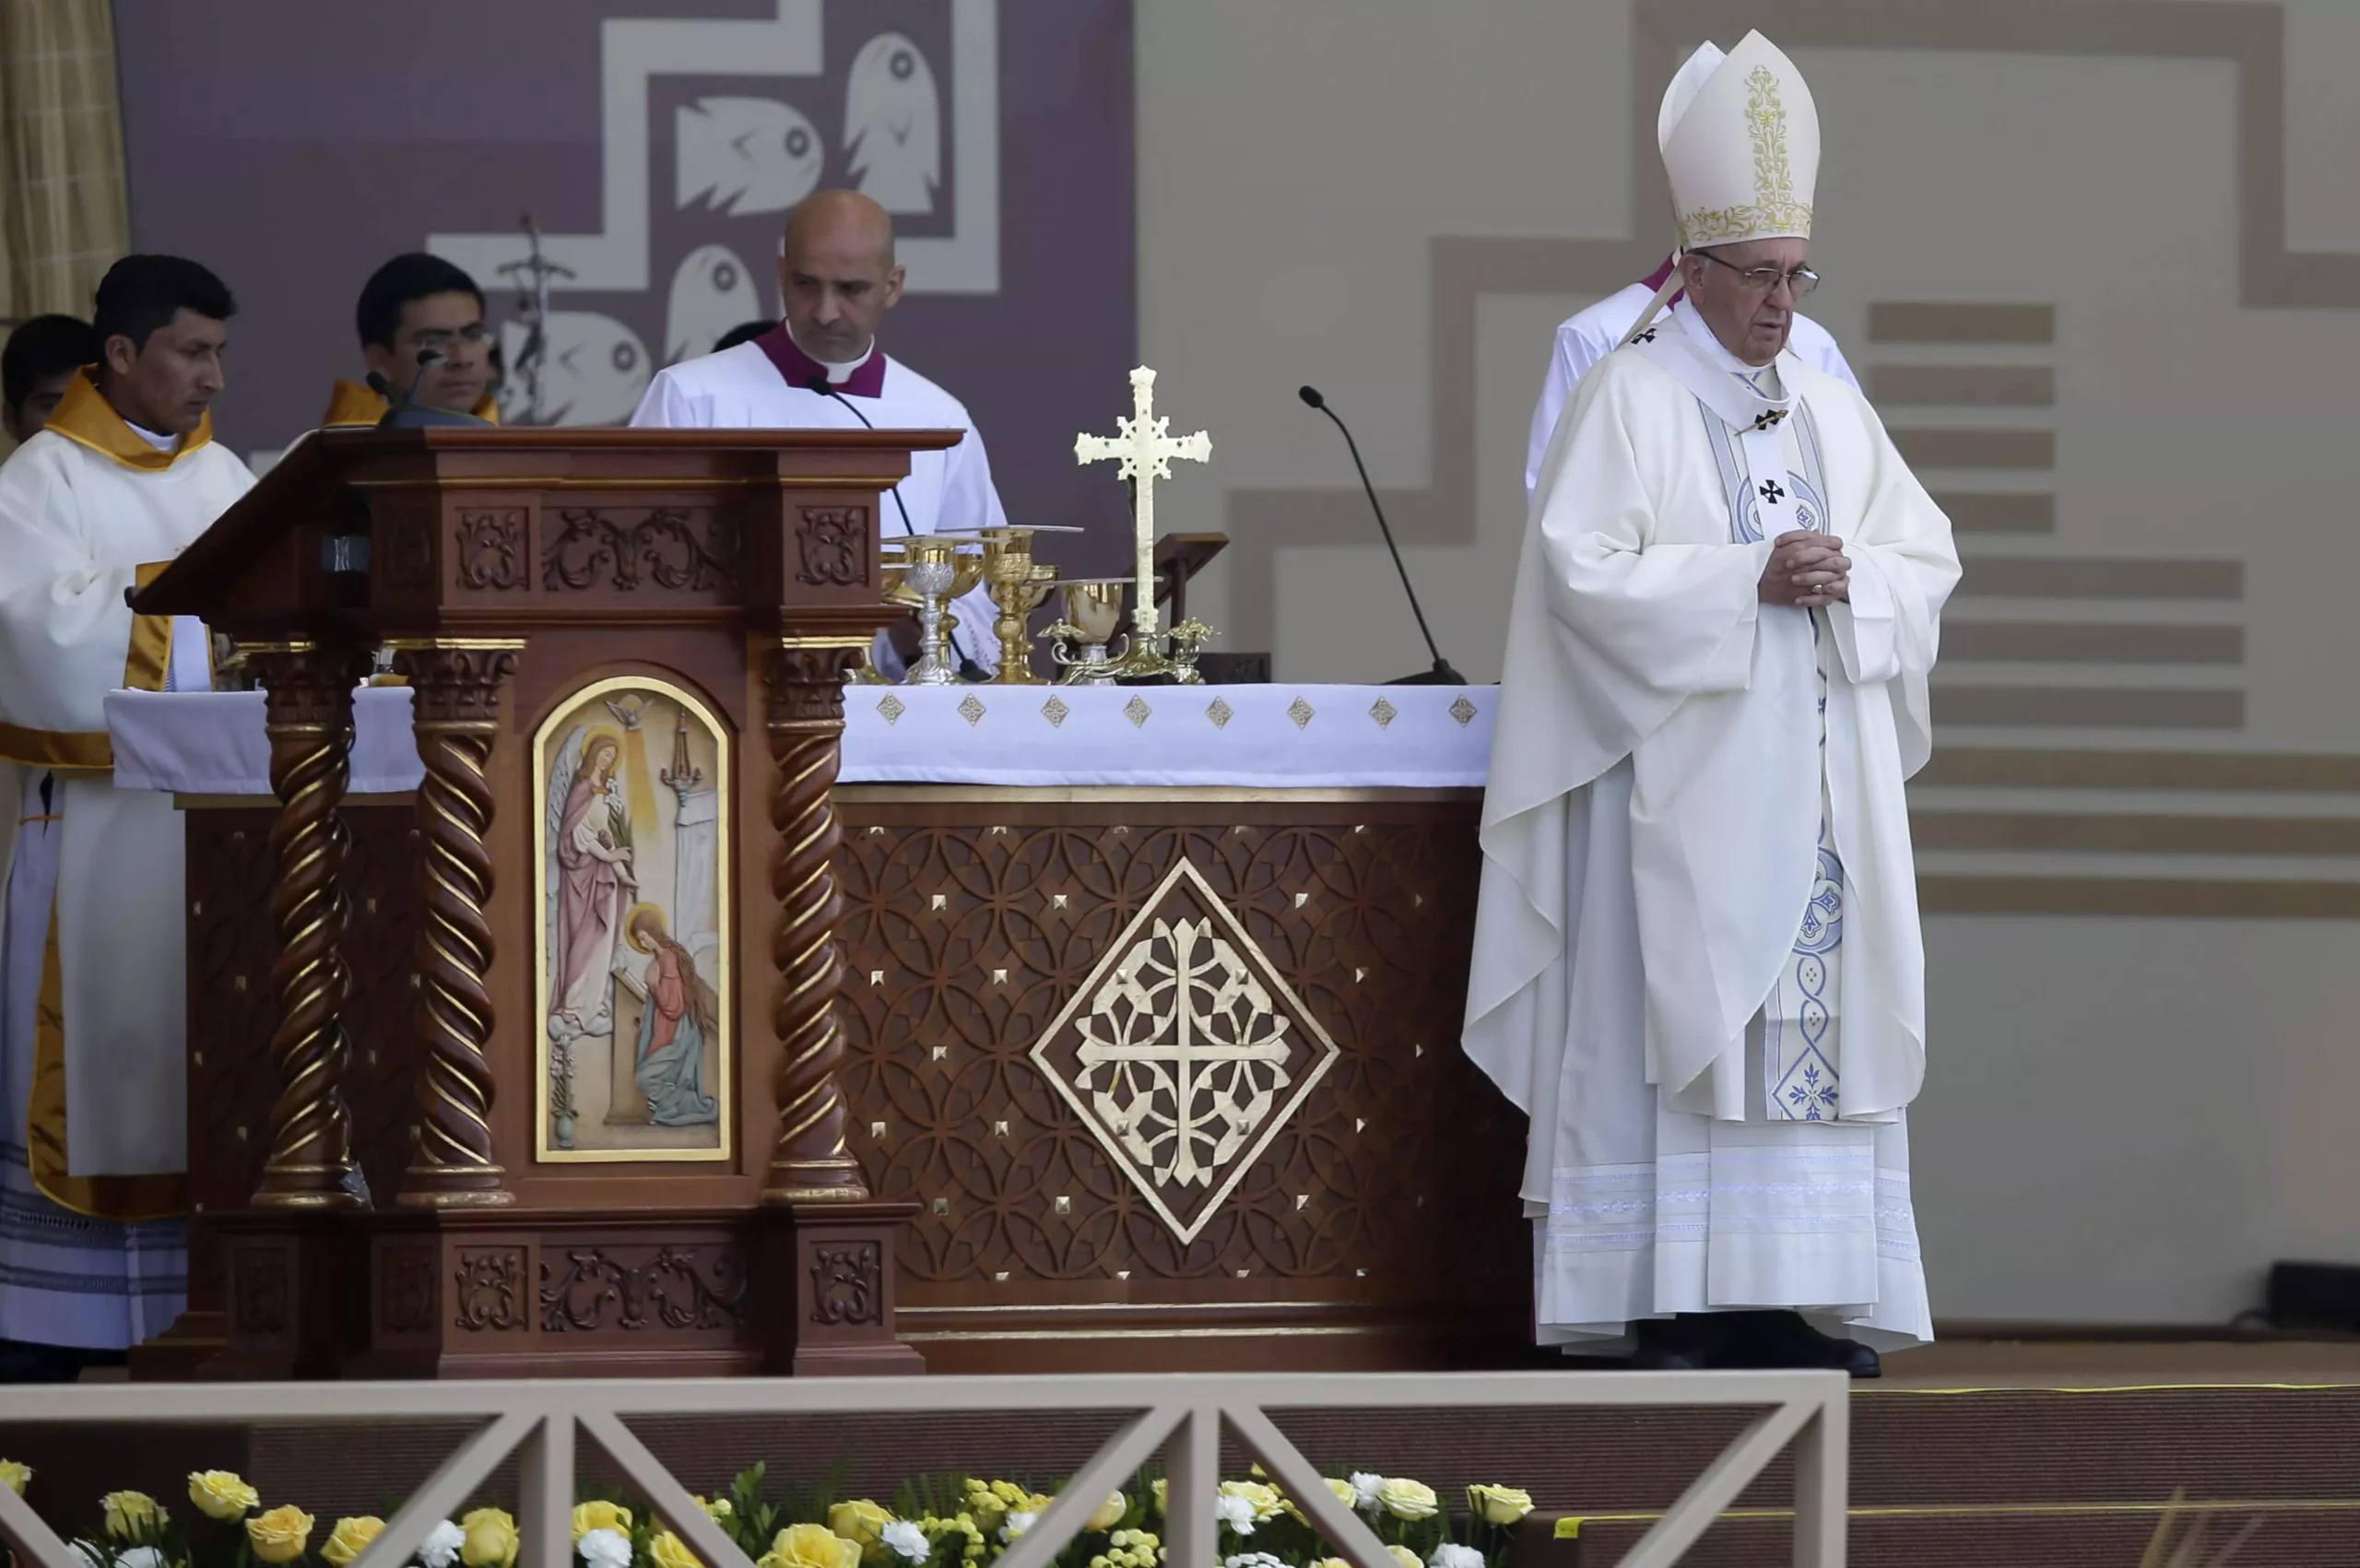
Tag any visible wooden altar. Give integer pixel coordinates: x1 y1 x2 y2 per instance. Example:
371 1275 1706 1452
162 781 1528 1377
133 425 1528 1381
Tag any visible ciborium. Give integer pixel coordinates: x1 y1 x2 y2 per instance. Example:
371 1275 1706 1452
898 535 985 686
1043 578 1130 686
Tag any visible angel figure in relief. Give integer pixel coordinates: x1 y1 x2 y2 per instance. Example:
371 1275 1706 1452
626 904 720 1126
546 727 636 1041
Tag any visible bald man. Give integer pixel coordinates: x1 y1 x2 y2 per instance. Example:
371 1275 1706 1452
630 189 1005 677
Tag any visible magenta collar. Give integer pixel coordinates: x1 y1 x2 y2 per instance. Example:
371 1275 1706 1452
756 325 887 398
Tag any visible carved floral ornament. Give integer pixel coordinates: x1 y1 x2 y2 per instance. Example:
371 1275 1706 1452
1028 858 1340 1244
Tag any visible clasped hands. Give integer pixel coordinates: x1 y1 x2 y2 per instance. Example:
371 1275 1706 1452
1760 529 1848 608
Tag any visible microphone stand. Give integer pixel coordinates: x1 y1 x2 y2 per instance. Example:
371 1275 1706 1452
804 371 987 681
1298 386 1466 685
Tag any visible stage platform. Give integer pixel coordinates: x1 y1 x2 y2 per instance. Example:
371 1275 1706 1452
15 1338 2360 1567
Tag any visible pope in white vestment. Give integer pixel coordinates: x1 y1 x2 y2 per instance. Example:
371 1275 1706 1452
1524 253 1858 502
0 361 251 1357
630 190 1007 678
1464 33 1961 1373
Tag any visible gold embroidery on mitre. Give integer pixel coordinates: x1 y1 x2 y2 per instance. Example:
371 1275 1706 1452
1679 65 1813 248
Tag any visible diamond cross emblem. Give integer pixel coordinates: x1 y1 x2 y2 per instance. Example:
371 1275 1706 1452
1042 695 1070 728
1029 859 1340 1244
1125 694 1152 727
877 694 906 725
1449 694 1478 727
1206 697 1233 730
1287 696 1316 729
957 693 986 726
1369 698 1398 730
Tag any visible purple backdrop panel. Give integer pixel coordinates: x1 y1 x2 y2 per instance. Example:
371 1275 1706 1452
112 0 1134 570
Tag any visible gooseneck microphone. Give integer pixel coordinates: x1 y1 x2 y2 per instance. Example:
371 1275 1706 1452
1298 384 1465 686
805 371 986 681
371 348 488 429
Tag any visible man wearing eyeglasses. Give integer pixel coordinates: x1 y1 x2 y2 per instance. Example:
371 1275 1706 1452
1523 252 1856 504
320 253 500 428
1467 34 1960 1379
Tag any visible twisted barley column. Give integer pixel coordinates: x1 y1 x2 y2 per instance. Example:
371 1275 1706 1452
392 640 525 1208
761 641 870 1202
246 643 370 1209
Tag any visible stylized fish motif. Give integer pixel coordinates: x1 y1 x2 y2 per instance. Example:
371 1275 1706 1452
844 32 939 215
677 96 826 217
663 243 763 364
501 311 652 426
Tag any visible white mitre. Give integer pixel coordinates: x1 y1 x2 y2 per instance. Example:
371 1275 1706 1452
1660 29 1819 249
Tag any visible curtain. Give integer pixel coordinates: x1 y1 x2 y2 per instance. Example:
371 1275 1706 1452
0 0 130 324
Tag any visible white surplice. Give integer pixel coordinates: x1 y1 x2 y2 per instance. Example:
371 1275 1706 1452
629 335 1009 674
0 378 250 1349
1464 302 1959 1350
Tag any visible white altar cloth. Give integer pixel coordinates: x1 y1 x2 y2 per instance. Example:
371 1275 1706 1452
103 684 1495 795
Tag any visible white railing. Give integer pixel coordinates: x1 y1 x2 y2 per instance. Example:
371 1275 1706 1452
0 1372 1848 1568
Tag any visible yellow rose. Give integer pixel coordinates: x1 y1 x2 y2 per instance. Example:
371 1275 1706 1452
247 1505 316 1565
1324 1479 1358 1510
461 1507 521 1568
189 1471 261 1522
695 1498 735 1522
0 1460 29 1497
1085 1493 1126 1533
1218 1481 1282 1523
572 1503 634 1544
1466 1486 1532 1527
102 1492 165 1541
1386 1549 1422 1568
1375 1479 1438 1522
324 1517 386 1567
763 1523 862 1568
650 1531 703 1568
827 1501 892 1563
1314 1559 1351 1568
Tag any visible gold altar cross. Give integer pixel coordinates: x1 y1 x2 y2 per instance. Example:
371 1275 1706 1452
1074 366 1211 644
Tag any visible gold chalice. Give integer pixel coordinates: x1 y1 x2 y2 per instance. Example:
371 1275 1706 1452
946 525 1084 685
1044 578 1130 685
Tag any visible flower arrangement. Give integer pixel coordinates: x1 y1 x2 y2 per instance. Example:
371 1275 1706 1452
0 1460 1536 1568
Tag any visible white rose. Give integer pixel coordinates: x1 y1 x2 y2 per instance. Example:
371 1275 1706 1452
579 1528 633 1568
420 1521 468 1568
1223 1556 1287 1568
117 1550 166 1568
1349 1474 1383 1511
1000 1512 1038 1544
1213 1495 1257 1535
1431 1546 1486 1568
881 1522 929 1563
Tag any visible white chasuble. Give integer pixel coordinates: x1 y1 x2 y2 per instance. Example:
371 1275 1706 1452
1464 302 1959 1349
630 329 1009 674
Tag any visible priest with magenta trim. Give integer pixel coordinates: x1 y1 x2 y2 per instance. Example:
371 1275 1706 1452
1463 32 1960 1376
629 188 1004 678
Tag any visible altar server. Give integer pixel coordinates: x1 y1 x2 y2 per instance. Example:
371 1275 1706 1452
1463 34 1958 1375
1522 43 1858 504
322 253 500 427
630 189 1003 676
0 255 254 1373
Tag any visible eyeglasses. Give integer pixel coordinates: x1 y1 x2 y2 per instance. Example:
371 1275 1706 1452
409 323 496 350
1693 251 1820 298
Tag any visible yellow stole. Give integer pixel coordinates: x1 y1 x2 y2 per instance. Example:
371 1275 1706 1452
44 368 214 472
321 377 502 428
